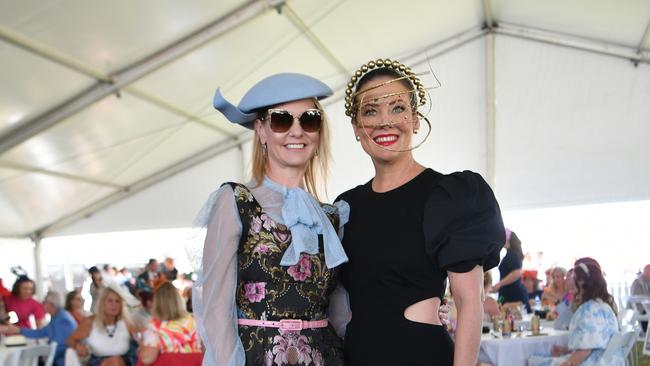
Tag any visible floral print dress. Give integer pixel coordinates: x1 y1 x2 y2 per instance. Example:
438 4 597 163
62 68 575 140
144 315 202 353
227 183 344 366
529 299 623 366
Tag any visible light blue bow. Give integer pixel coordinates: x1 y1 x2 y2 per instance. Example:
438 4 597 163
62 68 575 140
263 177 348 269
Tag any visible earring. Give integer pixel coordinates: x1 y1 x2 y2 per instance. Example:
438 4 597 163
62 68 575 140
413 129 419 134
355 135 361 141
262 142 267 154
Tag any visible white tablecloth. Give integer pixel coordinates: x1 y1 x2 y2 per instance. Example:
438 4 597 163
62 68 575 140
479 328 569 366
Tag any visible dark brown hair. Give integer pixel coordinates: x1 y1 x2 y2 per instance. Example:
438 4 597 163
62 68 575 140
573 257 616 314
507 231 524 261
11 276 35 297
64 290 81 312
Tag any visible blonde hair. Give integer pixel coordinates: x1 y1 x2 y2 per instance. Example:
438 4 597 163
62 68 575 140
152 282 187 321
94 287 131 331
251 99 330 200
551 266 568 292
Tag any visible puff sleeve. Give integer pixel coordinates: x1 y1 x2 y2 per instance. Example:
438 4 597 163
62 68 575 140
423 171 505 273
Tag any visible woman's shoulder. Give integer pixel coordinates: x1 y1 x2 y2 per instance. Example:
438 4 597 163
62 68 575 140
334 181 370 205
158 315 197 331
427 170 493 201
78 315 95 332
424 169 501 223
422 169 505 272
577 299 611 313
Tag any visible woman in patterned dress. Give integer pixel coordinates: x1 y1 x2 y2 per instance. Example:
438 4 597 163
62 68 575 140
529 257 623 366
189 73 349 366
138 282 202 365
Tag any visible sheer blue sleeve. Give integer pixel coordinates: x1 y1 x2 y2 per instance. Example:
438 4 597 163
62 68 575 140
187 185 245 366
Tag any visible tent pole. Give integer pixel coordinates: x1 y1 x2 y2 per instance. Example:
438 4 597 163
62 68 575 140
485 32 497 188
30 234 45 300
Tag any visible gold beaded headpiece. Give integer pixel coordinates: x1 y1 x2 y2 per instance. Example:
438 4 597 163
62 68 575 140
344 58 427 118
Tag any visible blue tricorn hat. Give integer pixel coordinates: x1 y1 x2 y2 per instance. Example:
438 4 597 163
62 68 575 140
213 73 333 129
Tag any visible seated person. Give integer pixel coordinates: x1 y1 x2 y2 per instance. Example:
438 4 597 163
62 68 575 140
131 290 153 331
523 270 544 305
65 290 90 325
3 275 46 329
542 267 568 307
138 282 202 365
549 268 575 330
67 286 137 366
0 291 76 366
529 258 623 366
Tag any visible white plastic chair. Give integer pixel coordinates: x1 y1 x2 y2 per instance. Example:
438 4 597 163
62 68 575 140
18 341 57 366
600 329 640 366
619 308 636 328
640 301 650 357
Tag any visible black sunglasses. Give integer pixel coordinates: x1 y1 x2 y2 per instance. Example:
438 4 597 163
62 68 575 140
264 109 322 133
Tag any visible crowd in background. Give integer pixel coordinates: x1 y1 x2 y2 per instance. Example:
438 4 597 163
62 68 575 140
0 256 202 366
1 240 648 365
442 230 649 365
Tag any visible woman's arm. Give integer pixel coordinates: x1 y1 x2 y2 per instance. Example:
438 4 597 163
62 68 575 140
192 185 244 365
483 297 500 317
541 288 560 306
66 317 92 356
328 285 351 338
560 349 591 366
449 265 484 366
139 345 160 365
492 269 522 291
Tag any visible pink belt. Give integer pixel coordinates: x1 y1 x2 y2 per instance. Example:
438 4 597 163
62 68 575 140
238 318 328 331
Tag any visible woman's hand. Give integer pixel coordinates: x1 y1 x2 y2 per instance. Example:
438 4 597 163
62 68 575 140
75 343 89 357
0 324 20 334
551 344 569 357
489 283 500 293
438 300 451 329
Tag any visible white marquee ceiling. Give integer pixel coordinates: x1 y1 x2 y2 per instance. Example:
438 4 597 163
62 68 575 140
1 0 649 238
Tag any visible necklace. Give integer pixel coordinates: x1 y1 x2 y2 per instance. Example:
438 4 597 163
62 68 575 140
105 324 117 338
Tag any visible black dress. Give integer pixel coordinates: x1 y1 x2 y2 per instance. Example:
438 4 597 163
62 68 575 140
336 169 504 365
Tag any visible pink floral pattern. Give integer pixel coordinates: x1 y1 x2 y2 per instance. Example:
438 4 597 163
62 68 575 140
251 216 263 234
260 213 274 231
228 183 343 365
287 255 312 282
244 282 266 303
272 229 291 244
264 329 324 366
253 243 270 254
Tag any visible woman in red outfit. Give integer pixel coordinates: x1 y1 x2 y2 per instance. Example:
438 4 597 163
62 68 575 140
3 276 45 329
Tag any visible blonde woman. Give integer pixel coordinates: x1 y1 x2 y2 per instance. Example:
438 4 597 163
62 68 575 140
190 73 349 365
138 282 201 365
67 286 137 366
542 267 568 307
